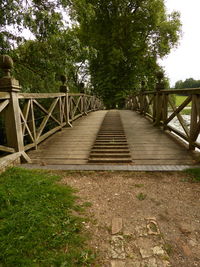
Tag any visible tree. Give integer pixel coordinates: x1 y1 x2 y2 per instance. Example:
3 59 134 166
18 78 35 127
0 0 93 93
10 28 93 93
70 0 181 107
175 78 200 89
0 0 69 52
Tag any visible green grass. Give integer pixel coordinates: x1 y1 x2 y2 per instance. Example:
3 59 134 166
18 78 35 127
180 109 191 115
184 168 200 182
175 95 191 107
0 168 95 266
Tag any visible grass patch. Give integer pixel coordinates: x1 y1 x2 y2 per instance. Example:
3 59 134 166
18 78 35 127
180 108 191 115
184 168 200 182
175 95 191 107
0 167 95 266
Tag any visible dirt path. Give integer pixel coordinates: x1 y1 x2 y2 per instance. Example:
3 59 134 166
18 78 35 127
59 171 200 267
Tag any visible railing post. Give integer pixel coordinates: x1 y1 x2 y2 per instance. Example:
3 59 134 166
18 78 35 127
139 81 145 114
0 55 24 153
79 82 88 115
153 71 164 126
60 75 72 127
162 93 168 130
189 94 200 150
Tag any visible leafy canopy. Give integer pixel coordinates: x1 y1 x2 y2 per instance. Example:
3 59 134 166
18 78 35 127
70 0 181 107
0 0 181 105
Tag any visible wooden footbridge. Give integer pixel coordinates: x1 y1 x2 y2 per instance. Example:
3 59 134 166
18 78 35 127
0 55 200 171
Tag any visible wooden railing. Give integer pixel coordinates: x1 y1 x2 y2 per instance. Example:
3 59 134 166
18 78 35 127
126 88 200 151
0 55 103 163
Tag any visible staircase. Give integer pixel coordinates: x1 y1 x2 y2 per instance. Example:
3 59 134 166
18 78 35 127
88 110 132 164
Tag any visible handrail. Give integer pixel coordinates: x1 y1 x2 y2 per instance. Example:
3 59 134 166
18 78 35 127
0 91 102 156
126 88 200 151
0 55 103 162
141 88 200 94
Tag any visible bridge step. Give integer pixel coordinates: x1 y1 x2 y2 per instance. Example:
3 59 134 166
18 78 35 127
91 150 129 153
88 110 132 164
92 146 129 149
88 158 132 163
90 153 131 158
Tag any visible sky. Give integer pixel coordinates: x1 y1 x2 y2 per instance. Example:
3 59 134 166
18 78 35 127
160 0 200 87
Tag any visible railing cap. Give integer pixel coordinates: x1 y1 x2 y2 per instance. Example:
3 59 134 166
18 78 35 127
0 55 13 77
0 55 21 92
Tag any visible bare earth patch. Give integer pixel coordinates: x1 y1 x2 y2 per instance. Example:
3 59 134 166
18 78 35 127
58 171 200 267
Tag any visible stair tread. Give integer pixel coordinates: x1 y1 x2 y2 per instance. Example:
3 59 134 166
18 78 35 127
88 110 132 164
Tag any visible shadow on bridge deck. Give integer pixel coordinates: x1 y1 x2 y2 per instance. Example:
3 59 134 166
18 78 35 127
26 110 197 168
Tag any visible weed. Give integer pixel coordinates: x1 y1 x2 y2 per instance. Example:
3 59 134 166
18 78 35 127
83 201 93 207
149 222 158 233
134 184 144 188
184 168 200 182
162 255 170 261
0 167 95 266
136 192 147 200
163 243 173 255
180 178 190 182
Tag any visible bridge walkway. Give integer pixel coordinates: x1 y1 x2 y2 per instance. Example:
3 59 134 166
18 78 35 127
27 110 196 166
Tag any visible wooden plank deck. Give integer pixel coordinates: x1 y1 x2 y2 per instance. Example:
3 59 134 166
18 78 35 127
120 110 196 165
27 110 197 166
28 111 107 165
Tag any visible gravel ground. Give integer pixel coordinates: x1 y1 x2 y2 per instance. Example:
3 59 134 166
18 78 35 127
58 171 200 267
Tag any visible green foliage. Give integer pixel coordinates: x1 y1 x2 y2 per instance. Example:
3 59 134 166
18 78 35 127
1 1 93 93
0 0 181 103
175 78 200 89
0 0 68 52
0 167 95 266
71 0 181 107
7 28 92 93
184 168 200 182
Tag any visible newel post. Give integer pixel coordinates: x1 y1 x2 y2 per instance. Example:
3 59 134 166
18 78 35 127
189 94 200 150
59 75 72 127
0 55 24 152
140 81 145 114
153 71 164 126
79 82 87 114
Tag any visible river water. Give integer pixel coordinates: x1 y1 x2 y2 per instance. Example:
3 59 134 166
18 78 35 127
168 113 200 146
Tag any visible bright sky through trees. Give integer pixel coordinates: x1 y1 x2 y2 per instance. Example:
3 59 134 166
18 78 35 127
160 0 200 86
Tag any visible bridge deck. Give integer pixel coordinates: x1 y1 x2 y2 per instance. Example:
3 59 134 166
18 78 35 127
27 110 196 166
